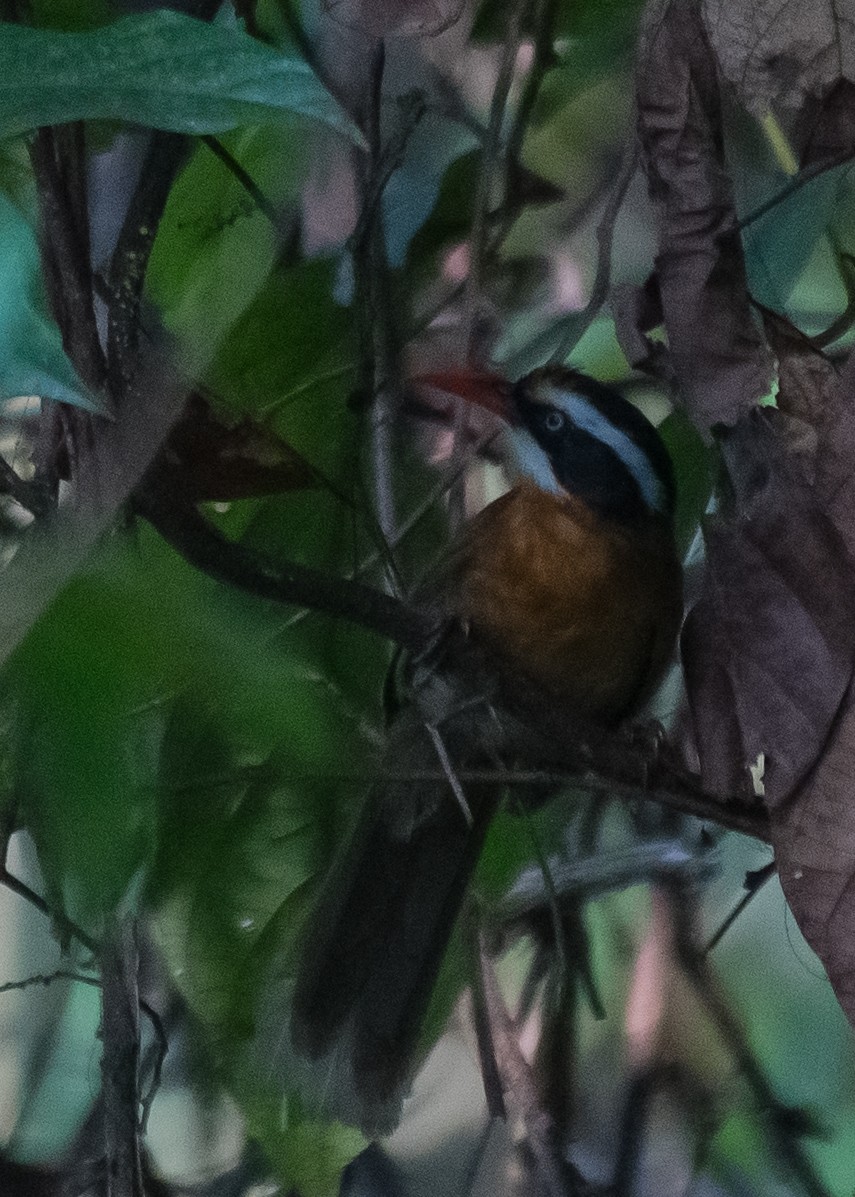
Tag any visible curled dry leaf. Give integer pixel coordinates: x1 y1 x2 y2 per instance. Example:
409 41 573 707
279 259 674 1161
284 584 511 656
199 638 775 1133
610 277 675 386
764 344 855 1028
682 414 855 800
685 321 855 1029
160 393 319 502
635 0 775 429
321 0 465 37
776 676 855 1021
703 0 855 119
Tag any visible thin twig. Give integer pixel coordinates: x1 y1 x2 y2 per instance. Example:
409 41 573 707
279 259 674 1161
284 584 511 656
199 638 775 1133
739 149 855 233
466 914 507 1119
0 865 99 954
702 859 776 955
106 131 189 394
480 944 591 1196
670 881 832 1197
138 1001 168 1137
0 456 47 516
504 0 559 190
350 40 406 552
463 5 523 361
516 799 571 993
155 765 769 840
549 140 640 365
426 722 474 825
447 3 525 530
0 969 99 995
106 2 220 394
200 135 280 225
100 918 144 1197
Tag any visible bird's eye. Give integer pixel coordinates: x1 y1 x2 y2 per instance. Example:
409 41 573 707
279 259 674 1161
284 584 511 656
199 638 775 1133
543 410 565 433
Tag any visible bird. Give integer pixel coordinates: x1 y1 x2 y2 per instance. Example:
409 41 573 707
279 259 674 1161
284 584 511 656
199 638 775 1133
290 364 683 1133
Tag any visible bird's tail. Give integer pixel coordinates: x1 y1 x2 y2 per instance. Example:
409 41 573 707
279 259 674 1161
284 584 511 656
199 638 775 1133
290 707 495 1134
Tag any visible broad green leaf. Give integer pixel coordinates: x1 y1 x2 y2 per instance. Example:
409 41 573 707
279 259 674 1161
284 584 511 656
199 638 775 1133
0 11 363 144
381 113 478 268
0 193 103 412
406 149 479 279
9 544 182 924
658 409 713 555
206 258 355 437
472 0 643 44
741 163 850 316
147 127 304 369
234 1073 365 1197
9 516 383 926
29 0 113 30
204 259 362 512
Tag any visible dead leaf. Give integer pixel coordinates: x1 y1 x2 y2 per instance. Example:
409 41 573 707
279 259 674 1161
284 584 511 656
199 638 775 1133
160 393 319 502
685 326 855 1032
703 0 855 119
610 277 675 385
813 349 855 557
683 420 855 800
636 0 775 429
773 677 855 1021
763 349 855 1019
681 594 753 798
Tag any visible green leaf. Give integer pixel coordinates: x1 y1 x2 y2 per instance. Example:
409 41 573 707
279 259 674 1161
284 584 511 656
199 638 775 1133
742 164 849 315
658 408 713 555
406 149 479 277
10 547 175 924
0 11 363 144
381 113 478 268
29 0 114 31
472 0 643 45
0 193 103 412
206 258 355 442
147 128 305 368
234 1075 365 1197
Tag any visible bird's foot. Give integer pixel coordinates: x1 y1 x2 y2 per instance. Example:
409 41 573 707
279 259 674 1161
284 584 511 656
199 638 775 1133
624 718 671 786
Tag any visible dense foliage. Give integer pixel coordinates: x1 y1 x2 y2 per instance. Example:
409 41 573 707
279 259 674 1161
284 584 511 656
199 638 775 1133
0 1 853 1195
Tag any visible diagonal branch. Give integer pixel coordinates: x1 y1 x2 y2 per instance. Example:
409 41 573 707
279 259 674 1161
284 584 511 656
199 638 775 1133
133 470 433 651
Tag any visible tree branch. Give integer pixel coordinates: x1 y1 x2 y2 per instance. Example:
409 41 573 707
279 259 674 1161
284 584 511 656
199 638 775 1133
100 918 144 1197
106 131 189 394
133 472 433 651
29 126 106 392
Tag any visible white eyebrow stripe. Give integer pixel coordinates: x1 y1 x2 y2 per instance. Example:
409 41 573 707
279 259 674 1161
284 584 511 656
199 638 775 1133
555 391 668 514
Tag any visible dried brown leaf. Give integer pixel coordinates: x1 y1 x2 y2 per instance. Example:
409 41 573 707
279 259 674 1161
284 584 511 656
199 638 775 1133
703 0 855 118
763 309 837 427
680 596 752 798
161 393 319 502
610 278 674 383
685 332 855 1032
814 350 855 556
683 424 855 799
636 0 775 429
774 355 855 994
775 679 855 1021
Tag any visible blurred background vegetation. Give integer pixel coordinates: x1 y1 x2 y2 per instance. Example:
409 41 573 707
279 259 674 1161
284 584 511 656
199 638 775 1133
0 0 852 1195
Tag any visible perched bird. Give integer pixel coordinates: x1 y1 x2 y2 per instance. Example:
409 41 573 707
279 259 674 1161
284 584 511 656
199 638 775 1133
290 365 683 1132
